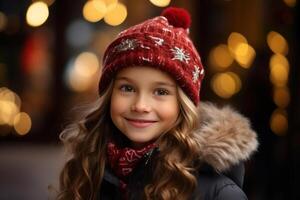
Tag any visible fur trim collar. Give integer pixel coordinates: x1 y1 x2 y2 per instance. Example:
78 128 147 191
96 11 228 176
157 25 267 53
195 102 258 172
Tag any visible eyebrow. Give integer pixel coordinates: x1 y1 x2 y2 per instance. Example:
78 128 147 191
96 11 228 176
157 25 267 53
115 77 176 87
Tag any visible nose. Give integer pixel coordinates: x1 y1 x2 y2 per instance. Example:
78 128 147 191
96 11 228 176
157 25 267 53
131 94 151 113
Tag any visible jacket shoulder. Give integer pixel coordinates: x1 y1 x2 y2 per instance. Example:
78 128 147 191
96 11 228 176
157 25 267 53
194 171 247 200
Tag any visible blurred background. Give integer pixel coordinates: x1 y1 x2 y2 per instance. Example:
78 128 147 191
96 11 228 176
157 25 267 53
0 0 299 199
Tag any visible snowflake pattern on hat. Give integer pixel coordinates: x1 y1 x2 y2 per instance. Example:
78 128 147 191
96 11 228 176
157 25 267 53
113 39 139 53
148 36 164 46
171 46 190 64
192 65 201 83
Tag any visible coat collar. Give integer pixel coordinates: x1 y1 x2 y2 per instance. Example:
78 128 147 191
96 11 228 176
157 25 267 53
195 102 258 172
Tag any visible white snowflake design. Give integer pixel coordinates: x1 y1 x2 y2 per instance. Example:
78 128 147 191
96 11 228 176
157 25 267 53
113 39 139 53
148 36 164 46
192 65 201 83
171 47 190 64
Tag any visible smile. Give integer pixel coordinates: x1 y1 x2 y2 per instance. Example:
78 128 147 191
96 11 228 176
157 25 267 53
125 118 157 128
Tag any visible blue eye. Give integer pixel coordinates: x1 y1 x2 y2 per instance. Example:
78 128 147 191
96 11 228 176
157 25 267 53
119 84 134 92
154 88 169 96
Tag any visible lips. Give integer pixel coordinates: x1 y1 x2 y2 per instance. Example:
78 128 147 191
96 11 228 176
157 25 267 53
125 118 157 128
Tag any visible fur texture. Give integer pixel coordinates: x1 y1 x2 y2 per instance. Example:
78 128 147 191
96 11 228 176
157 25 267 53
195 102 258 172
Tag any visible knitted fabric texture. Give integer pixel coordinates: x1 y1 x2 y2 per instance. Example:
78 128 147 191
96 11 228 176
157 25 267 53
99 7 205 105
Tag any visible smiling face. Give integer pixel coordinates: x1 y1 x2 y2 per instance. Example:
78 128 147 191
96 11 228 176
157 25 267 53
110 66 180 148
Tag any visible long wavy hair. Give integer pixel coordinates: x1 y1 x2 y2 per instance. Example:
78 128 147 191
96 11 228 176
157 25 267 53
57 81 200 200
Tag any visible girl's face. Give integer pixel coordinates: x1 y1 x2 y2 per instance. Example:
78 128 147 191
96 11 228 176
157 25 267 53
110 66 180 148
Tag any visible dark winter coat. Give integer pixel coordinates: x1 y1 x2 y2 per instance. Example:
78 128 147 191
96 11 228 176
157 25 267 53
98 102 258 200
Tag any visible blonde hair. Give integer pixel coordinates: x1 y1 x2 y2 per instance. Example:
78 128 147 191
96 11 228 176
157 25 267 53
57 83 200 200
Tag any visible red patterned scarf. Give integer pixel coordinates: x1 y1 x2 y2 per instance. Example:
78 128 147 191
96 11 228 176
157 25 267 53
107 141 157 178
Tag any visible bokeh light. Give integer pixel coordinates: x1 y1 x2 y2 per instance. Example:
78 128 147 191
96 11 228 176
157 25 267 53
270 109 288 136
83 0 107 23
273 87 290 108
227 32 248 53
211 72 241 99
0 88 21 126
267 31 289 55
102 0 118 12
209 44 234 70
104 2 127 26
234 43 256 68
13 112 32 136
65 52 100 92
26 1 49 27
269 54 290 87
149 0 171 7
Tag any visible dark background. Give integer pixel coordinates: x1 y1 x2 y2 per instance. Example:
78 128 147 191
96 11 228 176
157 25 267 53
0 0 299 199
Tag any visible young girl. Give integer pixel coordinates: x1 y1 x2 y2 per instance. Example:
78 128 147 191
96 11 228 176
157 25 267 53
57 7 258 200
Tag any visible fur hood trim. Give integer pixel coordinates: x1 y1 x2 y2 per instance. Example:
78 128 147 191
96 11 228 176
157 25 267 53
195 102 258 172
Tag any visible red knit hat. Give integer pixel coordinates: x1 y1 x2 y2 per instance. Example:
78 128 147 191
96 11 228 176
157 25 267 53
99 7 205 105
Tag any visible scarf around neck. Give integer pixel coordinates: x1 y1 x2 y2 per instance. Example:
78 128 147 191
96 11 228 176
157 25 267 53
107 140 157 179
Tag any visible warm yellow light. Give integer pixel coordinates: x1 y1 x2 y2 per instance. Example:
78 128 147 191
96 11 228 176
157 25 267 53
270 109 288 136
211 72 239 99
26 2 49 27
267 31 289 55
227 32 248 53
102 0 118 12
74 52 99 78
149 0 171 7
0 100 19 125
104 2 127 26
234 44 256 68
283 0 297 7
13 112 32 136
269 54 289 87
273 87 290 108
68 70 93 92
0 87 21 109
83 0 107 23
209 45 234 70
227 72 242 93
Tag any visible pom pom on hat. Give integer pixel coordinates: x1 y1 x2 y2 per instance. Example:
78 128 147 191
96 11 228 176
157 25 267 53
161 7 191 29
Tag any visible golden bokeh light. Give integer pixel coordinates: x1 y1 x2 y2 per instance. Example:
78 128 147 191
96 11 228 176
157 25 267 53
227 32 248 53
68 70 93 92
234 44 256 68
0 88 21 126
211 72 241 99
83 0 107 23
283 0 297 7
0 100 19 126
13 112 32 136
149 0 171 7
267 31 289 55
26 1 49 27
104 2 127 26
209 44 234 70
269 54 289 87
74 52 100 78
273 87 290 108
270 109 288 136
102 0 118 12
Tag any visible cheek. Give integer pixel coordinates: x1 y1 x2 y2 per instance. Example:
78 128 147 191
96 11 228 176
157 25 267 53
110 92 125 118
158 102 180 123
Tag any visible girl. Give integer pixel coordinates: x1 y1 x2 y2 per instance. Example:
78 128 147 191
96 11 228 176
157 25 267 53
57 7 258 200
